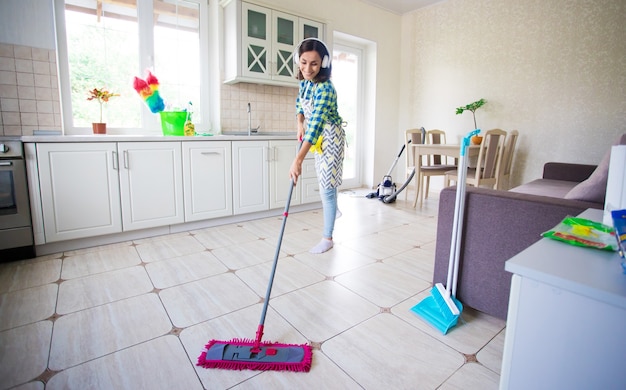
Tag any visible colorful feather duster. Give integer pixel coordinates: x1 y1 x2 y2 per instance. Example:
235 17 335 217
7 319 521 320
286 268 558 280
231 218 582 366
133 71 165 113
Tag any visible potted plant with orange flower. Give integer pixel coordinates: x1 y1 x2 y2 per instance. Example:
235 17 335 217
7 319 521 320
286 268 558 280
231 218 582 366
87 87 119 134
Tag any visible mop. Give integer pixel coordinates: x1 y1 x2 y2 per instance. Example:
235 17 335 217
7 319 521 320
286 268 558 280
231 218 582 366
410 129 480 334
197 176 312 372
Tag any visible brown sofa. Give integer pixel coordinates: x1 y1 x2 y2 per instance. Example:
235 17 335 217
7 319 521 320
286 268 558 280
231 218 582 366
433 162 603 320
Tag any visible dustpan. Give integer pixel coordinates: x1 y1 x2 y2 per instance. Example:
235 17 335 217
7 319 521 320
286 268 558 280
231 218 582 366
411 129 480 334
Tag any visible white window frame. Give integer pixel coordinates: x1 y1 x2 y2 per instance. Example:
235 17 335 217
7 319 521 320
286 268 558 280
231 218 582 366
53 0 210 135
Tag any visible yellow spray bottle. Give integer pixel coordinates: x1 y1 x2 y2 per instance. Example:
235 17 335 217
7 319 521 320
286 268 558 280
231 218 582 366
184 102 195 136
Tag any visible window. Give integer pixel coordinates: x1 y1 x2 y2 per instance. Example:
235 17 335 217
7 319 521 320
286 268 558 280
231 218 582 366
55 0 208 134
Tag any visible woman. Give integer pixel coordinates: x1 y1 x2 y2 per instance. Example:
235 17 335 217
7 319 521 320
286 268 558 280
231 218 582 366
289 38 345 254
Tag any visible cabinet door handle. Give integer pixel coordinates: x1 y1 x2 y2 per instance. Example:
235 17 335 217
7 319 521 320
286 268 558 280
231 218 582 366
200 151 221 155
123 150 129 169
0 161 12 166
112 151 118 170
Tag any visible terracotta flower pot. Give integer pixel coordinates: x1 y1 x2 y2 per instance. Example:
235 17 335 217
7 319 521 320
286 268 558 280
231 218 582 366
92 123 107 134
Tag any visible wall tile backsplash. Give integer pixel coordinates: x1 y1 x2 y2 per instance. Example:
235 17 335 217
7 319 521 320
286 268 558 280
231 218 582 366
220 83 298 134
0 43 62 136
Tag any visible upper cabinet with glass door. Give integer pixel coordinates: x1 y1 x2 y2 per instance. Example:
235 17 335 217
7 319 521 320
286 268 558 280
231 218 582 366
222 0 325 87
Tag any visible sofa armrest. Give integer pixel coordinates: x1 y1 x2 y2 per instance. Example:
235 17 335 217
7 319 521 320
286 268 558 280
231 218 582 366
434 185 602 320
542 162 597 182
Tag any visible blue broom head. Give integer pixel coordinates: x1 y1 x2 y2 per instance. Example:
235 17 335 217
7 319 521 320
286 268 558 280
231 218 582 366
411 286 463 335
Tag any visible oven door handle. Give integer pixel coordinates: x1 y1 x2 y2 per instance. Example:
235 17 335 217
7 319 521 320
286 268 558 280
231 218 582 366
0 161 13 166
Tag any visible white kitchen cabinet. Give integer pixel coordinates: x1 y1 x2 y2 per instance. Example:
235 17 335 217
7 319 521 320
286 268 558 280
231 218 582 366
117 142 184 231
223 0 325 86
182 141 233 221
300 156 319 204
232 140 269 214
36 143 122 242
269 140 299 208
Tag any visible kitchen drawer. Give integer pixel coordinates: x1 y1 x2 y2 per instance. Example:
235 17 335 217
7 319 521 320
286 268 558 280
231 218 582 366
302 157 316 179
301 177 320 204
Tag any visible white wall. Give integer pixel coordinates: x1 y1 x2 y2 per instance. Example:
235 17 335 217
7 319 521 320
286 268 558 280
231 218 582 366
400 0 626 188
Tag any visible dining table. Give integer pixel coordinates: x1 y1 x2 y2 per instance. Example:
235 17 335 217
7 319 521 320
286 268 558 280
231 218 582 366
410 143 481 207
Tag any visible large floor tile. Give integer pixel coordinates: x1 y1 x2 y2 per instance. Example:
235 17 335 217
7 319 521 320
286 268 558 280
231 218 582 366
0 284 57 331
270 281 379 342
158 273 260 328
210 239 280 270
477 328 506 374
335 262 431 307
191 224 261 249
0 258 61 294
341 229 417 260
322 314 464 389
439 361 500 390
145 251 228 289
49 293 171 371
47 336 202 390
56 266 153 314
236 256 325 297
293 244 377 277
383 245 435 282
134 234 207 262
60 246 142 279
0 321 52 390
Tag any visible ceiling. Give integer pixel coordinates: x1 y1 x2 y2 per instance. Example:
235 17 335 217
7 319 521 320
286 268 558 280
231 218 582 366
359 0 445 15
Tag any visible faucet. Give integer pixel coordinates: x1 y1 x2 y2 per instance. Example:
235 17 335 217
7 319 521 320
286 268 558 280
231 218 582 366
247 102 260 135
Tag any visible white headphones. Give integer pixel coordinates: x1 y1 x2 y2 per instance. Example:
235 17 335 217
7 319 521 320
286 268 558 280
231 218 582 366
293 37 331 68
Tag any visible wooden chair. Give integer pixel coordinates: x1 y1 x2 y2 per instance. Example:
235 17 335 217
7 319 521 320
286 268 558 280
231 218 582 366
404 128 425 200
415 129 457 207
445 128 507 189
497 130 519 190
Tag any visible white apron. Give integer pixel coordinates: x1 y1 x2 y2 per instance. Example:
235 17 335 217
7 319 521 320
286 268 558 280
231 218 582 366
302 89 345 189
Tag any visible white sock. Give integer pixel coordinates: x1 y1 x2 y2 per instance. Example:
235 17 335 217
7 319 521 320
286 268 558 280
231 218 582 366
310 239 333 254
336 208 342 219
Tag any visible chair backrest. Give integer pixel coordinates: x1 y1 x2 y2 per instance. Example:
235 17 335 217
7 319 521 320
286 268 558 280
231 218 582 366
405 128 425 169
427 129 447 165
470 128 507 187
501 130 519 177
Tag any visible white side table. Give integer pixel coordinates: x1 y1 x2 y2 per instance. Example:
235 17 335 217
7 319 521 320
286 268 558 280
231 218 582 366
500 208 626 390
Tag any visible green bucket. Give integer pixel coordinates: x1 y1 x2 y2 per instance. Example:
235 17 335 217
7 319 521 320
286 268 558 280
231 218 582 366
160 111 187 136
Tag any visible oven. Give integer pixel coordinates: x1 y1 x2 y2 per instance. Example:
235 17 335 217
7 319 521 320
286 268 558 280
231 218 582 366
0 138 34 260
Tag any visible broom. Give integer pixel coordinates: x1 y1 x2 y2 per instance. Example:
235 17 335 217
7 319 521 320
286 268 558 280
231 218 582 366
197 171 312 372
410 128 480 334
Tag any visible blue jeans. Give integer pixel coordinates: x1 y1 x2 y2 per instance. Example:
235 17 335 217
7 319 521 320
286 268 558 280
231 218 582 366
320 186 337 239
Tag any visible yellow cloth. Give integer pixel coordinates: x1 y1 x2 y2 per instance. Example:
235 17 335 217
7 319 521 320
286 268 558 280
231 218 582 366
309 135 324 154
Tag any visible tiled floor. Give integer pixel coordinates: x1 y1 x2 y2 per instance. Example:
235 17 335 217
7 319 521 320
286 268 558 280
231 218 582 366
0 189 506 390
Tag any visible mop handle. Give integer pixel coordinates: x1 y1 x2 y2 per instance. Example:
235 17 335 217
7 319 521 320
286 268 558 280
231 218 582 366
446 129 480 297
254 143 300 348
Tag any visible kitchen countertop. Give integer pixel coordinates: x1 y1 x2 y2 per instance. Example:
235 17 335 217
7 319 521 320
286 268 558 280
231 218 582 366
21 133 298 142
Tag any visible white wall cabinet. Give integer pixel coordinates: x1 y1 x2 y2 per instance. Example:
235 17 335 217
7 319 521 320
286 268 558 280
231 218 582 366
232 140 269 214
223 0 325 86
182 141 233 221
36 143 122 242
117 142 184 231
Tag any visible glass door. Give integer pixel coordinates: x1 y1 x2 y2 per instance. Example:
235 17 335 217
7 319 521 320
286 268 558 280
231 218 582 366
332 43 362 189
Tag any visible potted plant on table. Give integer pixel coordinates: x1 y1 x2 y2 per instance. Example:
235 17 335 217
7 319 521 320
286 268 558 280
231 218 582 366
456 98 486 144
87 87 119 134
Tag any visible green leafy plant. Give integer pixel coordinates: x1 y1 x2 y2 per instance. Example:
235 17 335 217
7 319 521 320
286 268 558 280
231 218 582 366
455 98 486 129
87 88 119 123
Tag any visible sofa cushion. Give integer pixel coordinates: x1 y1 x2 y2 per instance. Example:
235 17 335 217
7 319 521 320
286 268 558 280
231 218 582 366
564 133 626 203
510 179 579 198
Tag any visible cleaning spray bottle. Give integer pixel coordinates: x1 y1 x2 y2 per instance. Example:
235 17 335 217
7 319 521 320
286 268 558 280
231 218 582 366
184 101 195 136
